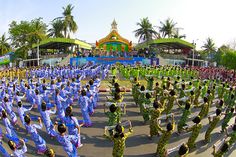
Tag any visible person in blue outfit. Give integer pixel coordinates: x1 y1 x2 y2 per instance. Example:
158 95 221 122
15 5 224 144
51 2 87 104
3 97 18 125
40 102 57 137
78 89 92 127
24 115 47 154
17 101 33 126
2 110 21 148
53 123 78 157
64 106 83 148
85 85 94 115
54 89 66 121
8 139 27 157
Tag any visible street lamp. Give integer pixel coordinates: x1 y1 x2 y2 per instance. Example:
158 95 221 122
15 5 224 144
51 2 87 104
37 39 40 66
192 39 198 66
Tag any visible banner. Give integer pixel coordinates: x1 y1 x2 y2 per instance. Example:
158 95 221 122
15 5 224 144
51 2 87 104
70 57 149 66
0 55 10 65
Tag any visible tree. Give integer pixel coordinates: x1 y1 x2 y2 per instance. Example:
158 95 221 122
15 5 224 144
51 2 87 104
213 45 230 66
9 18 47 59
47 19 64 38
202 37 216 53
55 4 78 38
201 37 216 61
221 49 236 70
134 17 158 43
0 34 11 55
159 18 177 38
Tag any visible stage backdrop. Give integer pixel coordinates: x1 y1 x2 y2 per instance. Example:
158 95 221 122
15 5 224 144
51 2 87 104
70 57 159 66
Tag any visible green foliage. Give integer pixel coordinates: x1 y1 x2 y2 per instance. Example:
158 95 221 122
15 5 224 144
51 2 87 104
134 17 158 43
159 18 177 38
220 48 236 70
48 19 64 38
55 4 78 38
8 18 47 59
0 33 11 55
202 37 216 53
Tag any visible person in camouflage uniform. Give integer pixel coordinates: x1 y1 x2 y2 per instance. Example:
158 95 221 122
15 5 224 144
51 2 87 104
206 89 214 106
178 84 186 106
104 124 133 157
201 83 208 98
218 83 226 99
185 116 202 150
221 108 234 132
159 85 168 109
165 90 178 115
105 103 122 126
188 91 195 105
137 85 146 106
154 82 162 100
198 97 210 119
148 101 164 138
131 77 139 105
140 93 154 122
177 102 191 133
225 94 235 114
166 77 171 90
205 109 222 143
156 114 175 157
193 86 201 107
146 76 154 91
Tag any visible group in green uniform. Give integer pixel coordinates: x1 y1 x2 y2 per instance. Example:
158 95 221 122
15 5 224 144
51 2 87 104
103 64 236 157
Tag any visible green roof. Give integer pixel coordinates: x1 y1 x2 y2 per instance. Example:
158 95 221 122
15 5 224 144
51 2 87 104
32 38 92 50
135 38 195 50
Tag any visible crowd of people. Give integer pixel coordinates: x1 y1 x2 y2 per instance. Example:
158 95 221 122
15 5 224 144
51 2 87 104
0 63 109 157
106 64 236 157
0 63 235 156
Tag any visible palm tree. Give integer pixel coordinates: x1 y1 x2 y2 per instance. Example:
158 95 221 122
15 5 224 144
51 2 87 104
201 37 217 61
159 18 177 38
48 19 64 38
0 34 11 55
134 17 158 43
172 29 186 39
28 18 47 44
55 4 78 38
202 37 216 53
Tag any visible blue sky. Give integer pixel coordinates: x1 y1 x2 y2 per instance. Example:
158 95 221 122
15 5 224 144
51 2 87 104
1 0 236 48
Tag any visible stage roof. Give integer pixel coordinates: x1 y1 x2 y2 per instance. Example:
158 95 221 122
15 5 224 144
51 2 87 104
135 38 195 50
32 38 92 50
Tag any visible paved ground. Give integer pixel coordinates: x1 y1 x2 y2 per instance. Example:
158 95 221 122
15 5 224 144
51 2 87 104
1 85 236 157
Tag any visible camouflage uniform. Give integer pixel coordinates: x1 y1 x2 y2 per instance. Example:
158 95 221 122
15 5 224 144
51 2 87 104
156 123 175 157
186 123 202 149
165 95 177 115
205 115 221 143
193 88 201 107
198 102 210 119
104 128 133 157
148 108 164 137
146 77 154 91
177 109 191 133
105 107 122 126
221 112 234 132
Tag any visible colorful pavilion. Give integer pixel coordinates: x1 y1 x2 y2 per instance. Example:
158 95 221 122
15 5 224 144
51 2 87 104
96 19 132 52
